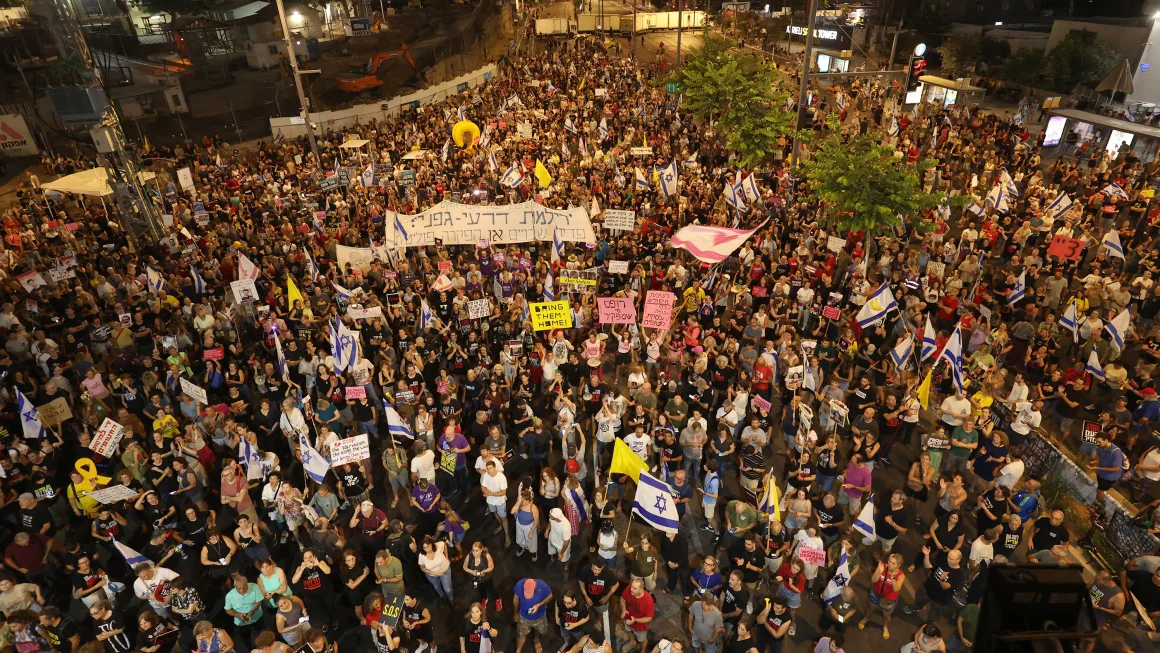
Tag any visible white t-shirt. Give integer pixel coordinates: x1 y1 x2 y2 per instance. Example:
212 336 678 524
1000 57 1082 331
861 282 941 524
623 433 652 458
411 449 436 482
133 567 180 605
1010 402 1041 435
995 459 1025 490
481 471 508 506
940 396 972 426
475 455 505 475
969 536 994 564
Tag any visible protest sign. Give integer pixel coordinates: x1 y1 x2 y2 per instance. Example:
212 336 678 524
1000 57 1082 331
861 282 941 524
468 299 491 319
603 210 636 231
88 485 144 504
330 434 371 466
38 397 72 427
597 297 636 324
642 291 675 330
345 386 367 400
180 378 208 404
530 300 573 330
752 394 772 413
203 346 225 360
608 260 629 274
89 418 125 458
1082 420 1102 444
347 306 383 320
230 280 259 303
388 202 595 247
826 236 847 253
1047 234 1085 261
798 546 826 566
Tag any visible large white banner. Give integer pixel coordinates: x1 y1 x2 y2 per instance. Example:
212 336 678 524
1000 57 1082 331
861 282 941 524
335 245 377 273
0 115 40 158
388 201 595 248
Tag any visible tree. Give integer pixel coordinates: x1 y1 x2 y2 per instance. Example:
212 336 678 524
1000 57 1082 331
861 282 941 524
997 48 1047 86
937 33 980 78
674 35 792 169
1046 32 1119 89
799 117 945 238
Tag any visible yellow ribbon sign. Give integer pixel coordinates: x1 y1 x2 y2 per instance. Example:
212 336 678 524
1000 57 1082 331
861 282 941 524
75 458 112 491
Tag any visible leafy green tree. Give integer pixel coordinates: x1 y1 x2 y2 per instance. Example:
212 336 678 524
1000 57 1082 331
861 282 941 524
674 35 791 169
1046 32 1119 89
936 33 980 78
799 117 945 237
997 48 1047 86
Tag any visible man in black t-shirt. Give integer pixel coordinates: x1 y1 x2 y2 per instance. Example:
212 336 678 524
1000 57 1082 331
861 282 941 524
577 558 619 619
555 589 591 649
720 570 749 635
903 548 966 623
39 606 80 653
814 493 845 545
17 493 54 536
874 490 911 551
91 600 133 653
1029 510 1070 559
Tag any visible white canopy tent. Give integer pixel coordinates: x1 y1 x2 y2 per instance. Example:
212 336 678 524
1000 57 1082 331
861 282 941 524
41 168 158 197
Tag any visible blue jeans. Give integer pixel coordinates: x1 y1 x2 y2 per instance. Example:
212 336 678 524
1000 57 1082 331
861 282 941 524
683 457 702 485
426 571 453 600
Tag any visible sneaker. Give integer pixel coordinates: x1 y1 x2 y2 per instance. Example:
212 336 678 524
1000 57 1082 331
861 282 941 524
788 624 796 637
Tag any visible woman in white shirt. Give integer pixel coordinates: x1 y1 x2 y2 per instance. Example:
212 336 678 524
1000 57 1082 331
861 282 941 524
417 536 453 601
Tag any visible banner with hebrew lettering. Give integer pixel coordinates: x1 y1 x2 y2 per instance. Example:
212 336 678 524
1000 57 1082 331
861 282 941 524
388 201 595 248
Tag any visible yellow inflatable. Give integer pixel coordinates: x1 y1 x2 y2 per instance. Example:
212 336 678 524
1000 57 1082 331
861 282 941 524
452 120 481 153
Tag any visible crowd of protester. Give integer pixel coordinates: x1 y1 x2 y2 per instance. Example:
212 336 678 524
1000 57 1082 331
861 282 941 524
0 19 1159 653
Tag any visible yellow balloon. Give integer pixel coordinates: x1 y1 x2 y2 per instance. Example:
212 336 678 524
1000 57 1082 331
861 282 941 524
452 120 481 153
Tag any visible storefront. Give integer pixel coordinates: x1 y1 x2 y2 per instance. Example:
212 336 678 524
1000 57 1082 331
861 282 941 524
910 75 985 108
1044 108 1160 160
814 49 852 73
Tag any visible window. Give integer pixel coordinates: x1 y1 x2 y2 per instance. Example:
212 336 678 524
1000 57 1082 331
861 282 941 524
268 45 279 54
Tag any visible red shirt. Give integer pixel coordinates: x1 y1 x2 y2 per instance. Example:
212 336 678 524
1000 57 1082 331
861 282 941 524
753 362 773 390
621 587 654 631
776 563 806 595
938 296 960 321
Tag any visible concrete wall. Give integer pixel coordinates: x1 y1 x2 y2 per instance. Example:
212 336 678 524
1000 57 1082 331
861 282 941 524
949 23 1050 53
1130 20 1160 105
1046 20 1148 66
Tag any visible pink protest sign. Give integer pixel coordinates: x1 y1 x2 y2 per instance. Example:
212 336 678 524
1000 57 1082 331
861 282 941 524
641 291 675 330
797 546 826 566
752 394 772 413
597 297 635 324
345 386 367 400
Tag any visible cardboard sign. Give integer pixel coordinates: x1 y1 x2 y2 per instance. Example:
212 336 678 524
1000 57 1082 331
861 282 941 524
630 147 653 156
89 418 125 458
37 397 72 427
751 286 768 298
87 485 143 505
597 297 636 324
517 122 534 139
826 236 847 253
48 267 76 283
468 299 491 319
179 378 208 404
642 291 675 330
1047 234 1085 261
345 386 367 400
347 306 383 320
230 279 259 303
330 434 371 466
493 251 507 264
752 394 772 413
530 300 573 331
604 209 636 231
16 270 47 293
177 167 195 191
608 260 629 274
203 346 225 360
1082 420 1102 444
118 313 132 326
797 546 826 566
822 306 841 320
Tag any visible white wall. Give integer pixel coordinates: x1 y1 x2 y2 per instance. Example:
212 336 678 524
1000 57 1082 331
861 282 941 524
1046 20 1148 67
1131 20 1160 105
949 23 1049 53
269 63 498 138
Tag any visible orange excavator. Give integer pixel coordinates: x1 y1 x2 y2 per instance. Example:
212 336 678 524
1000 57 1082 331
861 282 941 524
336 44 417 93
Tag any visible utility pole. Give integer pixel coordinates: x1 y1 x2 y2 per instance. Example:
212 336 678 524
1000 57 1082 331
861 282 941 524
791 0 818 166
676 0 684 69
274 0 322 168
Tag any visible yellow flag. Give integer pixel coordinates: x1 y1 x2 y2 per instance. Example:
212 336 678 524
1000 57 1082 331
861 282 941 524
917 368 933 411
143 136 152 153
534 159 552 188
765 477 781 523
610 438 648 483
287 276 304 308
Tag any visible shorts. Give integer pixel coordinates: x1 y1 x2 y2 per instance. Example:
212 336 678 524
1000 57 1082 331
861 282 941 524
692 635 719 653
776 584 801 610
1097 476 1119 491
868 588 897 613
623 625 648 642
488 502 508 517
517 615 549 637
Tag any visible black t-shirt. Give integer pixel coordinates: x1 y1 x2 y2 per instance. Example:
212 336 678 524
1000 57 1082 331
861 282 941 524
297 564 330 595
996 523 1023 558
19 504 54 535
94 614 133 653
462 618 487 653
814 501 843 535
577 565 618 602
1128 570 1160 614
875 503 909 541
721 585 749 624
924 553 966 604
340 467 368 496
42 615 80 653
1032 517 1069 551
729 542 765 584
556 597 589 632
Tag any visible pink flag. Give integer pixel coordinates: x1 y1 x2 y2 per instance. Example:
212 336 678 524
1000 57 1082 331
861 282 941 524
238 253 260 280
669 220 768 263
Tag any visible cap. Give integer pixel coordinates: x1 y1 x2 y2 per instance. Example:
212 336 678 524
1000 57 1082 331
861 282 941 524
1145 387 1157 396
566 459 580 474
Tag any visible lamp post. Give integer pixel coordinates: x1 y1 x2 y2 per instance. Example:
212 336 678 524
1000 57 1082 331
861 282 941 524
274 0 322 168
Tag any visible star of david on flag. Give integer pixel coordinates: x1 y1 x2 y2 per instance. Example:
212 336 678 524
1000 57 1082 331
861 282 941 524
632 470 679 534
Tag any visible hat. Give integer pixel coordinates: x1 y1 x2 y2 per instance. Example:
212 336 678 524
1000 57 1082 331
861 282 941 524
1145 387 1157 396
566 459 580 474
550 507 566 520
587 358 601 368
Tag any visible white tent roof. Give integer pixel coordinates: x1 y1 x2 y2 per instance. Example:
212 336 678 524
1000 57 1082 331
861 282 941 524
340 139 370 149
41 168 157 197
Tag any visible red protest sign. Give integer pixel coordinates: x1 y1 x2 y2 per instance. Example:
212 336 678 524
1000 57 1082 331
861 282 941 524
1047 234 1085 261
203 346 224 360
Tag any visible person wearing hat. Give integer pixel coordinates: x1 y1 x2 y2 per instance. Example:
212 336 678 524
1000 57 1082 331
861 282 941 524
547 508 573 565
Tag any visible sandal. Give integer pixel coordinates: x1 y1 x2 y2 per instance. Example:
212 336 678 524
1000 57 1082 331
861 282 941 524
857 620 867 630
883 627 891 640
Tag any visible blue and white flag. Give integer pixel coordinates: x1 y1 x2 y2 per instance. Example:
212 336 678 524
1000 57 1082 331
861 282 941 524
305 252 319 282
1102 230 1125 259
500 163 523 188
420 299 435 331
658 162 679 196
889 335 914 370
1086 349 1106 381
599 117 609 140
274 335 290 382
521 301 530 324
488 148 499 172
1060 302 1079 343
888 116 899 137
551 227 565 264
966 201 984 217
852 498 876 542
1044 192 1073 218
564 116 577 134
936 204 952 221
631 470 680 534
146 267 165 294
1105 308 1131 352
634 167 651 190
544 271 556 301
1103 183 1131 200
939 324 966 394
984 184 1009 213
478 125 491 148
331 317 360 373
191 268 207 295
273 129 285 146
239 436 265 480
394 214 409 244
385 403 414 441
114 540 151 567
442 138 452 162
1000 169 1020 197
723 182 745 211
705 267 717 291
741 174 760 203
1008 270 1027 305
16 389 44 439
855 283 898 328
579 136 589 159
458 104 467 121
332 282 354 301
835 93 846 111
297 434 330 483
921 316 938 361
822 547 852 605
614 167 626 188
362 162 374 188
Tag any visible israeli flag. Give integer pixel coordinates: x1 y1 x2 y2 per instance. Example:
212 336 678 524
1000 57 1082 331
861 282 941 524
836 93 846 111
658 162 679 196
855 283 898 328
939 324 966 394
1060 302 1079 343
852 498 876 542
1102 230 1125 259
385 403 415 441
488 149 499 172
442 138 452 162
741 174 760 203
146 267 166 294
305 252 319 282
889 335 914 370
1008 270 1027 305
114 540 151 567
239 437 265 481
560 142 571 161
544 271 556 301
297 433 330 483
458 104 467 121
521 301 530 323
723 182 745 211
362 162 374 188
1127 106 1137 122
1044 192 1073 218
394 214 409 244
565 116 577 134
1000 169 1020 197
822 547 852 605
931 129 938 148
420 299 435 331
614 167 626 188
599 117 609 140
16 389 45 439
274 335 290 382
551 227 565 263
921 316 938 361
705 268 717 291
1105 308 1131 352
634 166 651 190
966 201 984 217
631 471 680 534
191 268 207 295
478 125 491 148
331 317 360 373
332 282 354 301
936 204 952 221
1086 349 1106 381
985 184 1008 213
888 116 899 137
579 136 589 158
1103 183 1131 200
501 163 523 188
